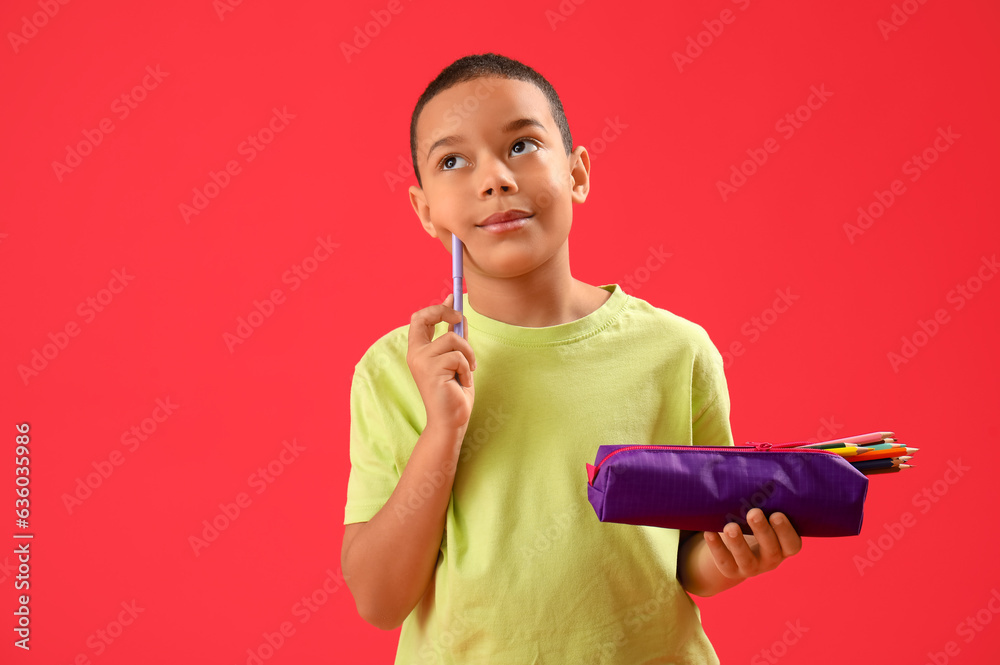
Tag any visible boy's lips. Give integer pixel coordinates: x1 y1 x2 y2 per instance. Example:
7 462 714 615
477 209 533 234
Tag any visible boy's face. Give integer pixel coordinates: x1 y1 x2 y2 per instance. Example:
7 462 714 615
409 77 590 282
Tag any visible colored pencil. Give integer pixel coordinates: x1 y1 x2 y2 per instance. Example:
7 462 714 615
806 442 866 450
849 447 919 463
864 464 913 475
853 458 908 472
819 446 874 458
815 431 894 446
855 442 906 452
800 433 895 448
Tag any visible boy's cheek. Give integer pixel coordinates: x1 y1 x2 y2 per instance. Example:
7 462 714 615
525 175 567 211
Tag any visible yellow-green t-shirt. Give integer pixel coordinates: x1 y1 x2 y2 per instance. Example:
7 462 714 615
345 284 735 664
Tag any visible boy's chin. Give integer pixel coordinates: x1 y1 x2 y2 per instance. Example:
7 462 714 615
471 251 564 280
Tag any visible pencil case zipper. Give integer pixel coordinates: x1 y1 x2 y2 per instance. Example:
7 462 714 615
586 442 838 486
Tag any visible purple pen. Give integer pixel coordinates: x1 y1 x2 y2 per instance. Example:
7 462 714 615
452 234 464 338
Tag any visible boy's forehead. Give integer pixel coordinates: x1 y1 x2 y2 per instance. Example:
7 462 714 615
416 77 554 158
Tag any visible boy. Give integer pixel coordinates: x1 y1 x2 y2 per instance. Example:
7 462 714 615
342 53 802 664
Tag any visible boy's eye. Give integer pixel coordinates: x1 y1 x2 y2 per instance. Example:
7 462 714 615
511 138 540 156
441 155 469 171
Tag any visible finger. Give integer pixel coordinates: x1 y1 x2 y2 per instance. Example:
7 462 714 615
720 522 758 576
461 316 473 362
421 326 477 371
409 296 464 348
746 509 783 567
768 512 803 558
440 349 473 387
702 531 739 578
456 351 474 388
707 524 750 579
445 294 457 334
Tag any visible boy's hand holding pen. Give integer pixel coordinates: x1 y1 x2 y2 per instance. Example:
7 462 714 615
404 235 475 435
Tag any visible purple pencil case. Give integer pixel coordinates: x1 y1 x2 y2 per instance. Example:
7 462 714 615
586 442 869 537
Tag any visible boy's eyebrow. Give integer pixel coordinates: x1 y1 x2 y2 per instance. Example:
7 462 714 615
425 117 548 164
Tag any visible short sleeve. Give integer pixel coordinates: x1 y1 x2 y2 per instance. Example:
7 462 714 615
690 327 735 449
344 366 408 525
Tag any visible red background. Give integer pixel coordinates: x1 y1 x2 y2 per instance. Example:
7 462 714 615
3 0 999 663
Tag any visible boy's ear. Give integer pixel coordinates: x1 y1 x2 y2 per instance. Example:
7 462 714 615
408 185 438 238
569 146 591 204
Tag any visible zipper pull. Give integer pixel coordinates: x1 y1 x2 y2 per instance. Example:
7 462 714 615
748 441 772 451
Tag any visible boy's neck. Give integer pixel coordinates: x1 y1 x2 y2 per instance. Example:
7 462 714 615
465 265 611 328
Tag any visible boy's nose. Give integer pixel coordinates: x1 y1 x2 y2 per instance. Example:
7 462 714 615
479 157 517 196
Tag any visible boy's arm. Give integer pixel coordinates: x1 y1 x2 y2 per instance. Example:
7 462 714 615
677 508 803 597
342 294 475 630
342 422 465 629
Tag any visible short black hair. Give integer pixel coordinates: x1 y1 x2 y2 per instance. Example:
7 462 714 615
409 53 574 187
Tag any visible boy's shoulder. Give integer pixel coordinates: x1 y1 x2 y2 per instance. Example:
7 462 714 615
620 290 719 351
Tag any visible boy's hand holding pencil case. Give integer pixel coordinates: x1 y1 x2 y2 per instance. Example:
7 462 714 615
586 441 870 537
